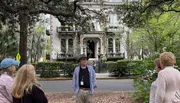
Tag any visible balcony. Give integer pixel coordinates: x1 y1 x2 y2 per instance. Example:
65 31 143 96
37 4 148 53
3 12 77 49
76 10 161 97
57 53 77 62
57 25 75 33
107 53 125 61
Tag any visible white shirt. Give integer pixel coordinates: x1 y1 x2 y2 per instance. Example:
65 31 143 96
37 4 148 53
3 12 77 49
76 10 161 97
155 66 180 103
149 79 157 103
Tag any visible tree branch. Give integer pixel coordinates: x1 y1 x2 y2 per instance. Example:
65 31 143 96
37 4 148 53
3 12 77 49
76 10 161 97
140 1 164 13
30 0 79 17
39 0 52 4
164 9 180 13
30 9 74 17
0 0 17 13
140 0 173 13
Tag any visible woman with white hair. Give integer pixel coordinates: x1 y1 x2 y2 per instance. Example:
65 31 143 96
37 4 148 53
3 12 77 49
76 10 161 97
155 52 180 103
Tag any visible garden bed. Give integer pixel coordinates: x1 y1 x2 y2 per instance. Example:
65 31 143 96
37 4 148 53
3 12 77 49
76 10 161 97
46 91 137 103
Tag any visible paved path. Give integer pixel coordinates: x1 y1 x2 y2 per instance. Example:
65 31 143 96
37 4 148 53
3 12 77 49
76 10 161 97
40 79 134 93
96 73 111 78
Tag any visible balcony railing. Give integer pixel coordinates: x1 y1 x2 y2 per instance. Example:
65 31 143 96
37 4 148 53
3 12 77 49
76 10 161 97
107 53 125 58
57 26 75 32
57 53 77 61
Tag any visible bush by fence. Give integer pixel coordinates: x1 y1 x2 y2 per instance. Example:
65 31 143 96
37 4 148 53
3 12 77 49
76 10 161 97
105 59 156 102
130 57 157 103
37 62 64 78
37 62 78 78
106 60 142 77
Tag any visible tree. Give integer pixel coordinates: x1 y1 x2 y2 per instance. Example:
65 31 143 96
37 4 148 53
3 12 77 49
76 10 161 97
115 0 180 28
0 0 105 65
28 16 47 63
0 25 18 60
126 12 180 59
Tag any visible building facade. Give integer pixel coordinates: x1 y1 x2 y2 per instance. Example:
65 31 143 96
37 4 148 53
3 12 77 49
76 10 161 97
49 0 132 61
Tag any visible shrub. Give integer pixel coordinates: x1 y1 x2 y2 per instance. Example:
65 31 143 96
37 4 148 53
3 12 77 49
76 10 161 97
37 62 64 78
130 57 157 103
106 61 118 76
107 60 142 77
116 60 130 76
37 62 79 78
63 63 78 77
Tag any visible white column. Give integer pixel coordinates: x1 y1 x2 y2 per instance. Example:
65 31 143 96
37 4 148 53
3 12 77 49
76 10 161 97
66 38 68 53
100 38 103 54
85 44 87 55
113 38 116 53
121 31 127 58
80 37 84 54
73 33 77 55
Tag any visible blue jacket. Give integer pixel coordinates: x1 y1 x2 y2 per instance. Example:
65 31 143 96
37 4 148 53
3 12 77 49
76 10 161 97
72 65 97 94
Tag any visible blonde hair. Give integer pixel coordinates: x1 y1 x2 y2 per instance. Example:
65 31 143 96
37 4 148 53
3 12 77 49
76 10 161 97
160 52 176 67
12 64 40 98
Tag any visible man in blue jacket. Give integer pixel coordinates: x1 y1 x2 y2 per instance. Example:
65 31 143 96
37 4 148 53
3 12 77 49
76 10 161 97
72 54 97 103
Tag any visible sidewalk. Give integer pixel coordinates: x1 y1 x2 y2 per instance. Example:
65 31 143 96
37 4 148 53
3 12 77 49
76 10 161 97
38 73 121 81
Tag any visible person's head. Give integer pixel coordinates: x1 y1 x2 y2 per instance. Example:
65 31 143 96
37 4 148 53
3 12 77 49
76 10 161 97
154 58 162 72
79 54 88 66
12 64 39 98
0 58 20 76
159 52 176 69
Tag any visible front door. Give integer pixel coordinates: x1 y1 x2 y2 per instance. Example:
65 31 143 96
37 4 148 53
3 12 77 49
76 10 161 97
87 40 95 58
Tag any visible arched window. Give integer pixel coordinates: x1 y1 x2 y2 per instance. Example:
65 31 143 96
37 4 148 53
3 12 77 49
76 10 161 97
68 39 73 54
61 39 66 53
108 38 113 53
116 38 120 53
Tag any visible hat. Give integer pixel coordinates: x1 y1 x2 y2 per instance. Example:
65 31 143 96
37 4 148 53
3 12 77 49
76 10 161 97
78 54 89 61
0 58 20 69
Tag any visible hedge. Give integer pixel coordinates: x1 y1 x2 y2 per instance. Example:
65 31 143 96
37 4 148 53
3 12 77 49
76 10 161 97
37 62 64 78
107 60 142 77
106 61 118 76
37 62 78 78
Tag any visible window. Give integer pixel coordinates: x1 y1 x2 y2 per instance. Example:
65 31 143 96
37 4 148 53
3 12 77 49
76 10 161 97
109 14 118 25
111 0 122 2
68 39 73 54
61 39 66 53
108 38 113 53
84 0 93 2
116 38 120 53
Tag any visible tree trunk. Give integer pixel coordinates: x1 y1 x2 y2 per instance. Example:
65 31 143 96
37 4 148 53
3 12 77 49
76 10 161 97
30 35 35 63
19 12 28 66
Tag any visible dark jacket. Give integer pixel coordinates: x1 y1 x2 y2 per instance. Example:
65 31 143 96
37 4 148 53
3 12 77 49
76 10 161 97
13 85 48 103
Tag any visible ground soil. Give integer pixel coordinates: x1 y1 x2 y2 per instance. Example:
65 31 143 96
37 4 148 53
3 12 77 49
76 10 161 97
46 91 138 103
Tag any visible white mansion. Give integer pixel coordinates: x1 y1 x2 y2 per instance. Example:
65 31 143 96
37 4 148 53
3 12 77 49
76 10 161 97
48 0 132 61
